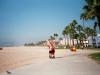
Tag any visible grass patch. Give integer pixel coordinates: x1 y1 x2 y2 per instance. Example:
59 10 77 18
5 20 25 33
88 48 100 50
89 53 100 61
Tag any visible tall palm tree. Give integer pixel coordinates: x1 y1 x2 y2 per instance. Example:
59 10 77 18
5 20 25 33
63 20 77 47
82 0 100 29
84 27 96 47
80 13 87 29
70 20 77 46
94 22 98 30
71 20 77 28
65 25 72 47
84 27 91 37
77 25 83 34
89 28 97 47
79 32 86 48
76 25 84 48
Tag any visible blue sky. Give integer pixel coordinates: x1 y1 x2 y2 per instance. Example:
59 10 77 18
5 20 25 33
0 0 92 46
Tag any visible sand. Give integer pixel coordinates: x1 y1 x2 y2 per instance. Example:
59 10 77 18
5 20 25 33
0 46 100 74
0 46 50 73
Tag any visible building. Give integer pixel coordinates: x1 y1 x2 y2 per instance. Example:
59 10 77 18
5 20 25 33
59 34 100 48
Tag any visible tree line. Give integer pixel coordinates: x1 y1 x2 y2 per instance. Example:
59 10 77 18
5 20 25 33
49 0 100 48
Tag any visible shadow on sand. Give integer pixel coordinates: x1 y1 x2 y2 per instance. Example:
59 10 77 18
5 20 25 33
54 56 66 59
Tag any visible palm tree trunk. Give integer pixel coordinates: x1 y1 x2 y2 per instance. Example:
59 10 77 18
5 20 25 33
67 38 69 47
77 39 79 47
82 19 85 48
80 39 84 49
70 38 71 47
72 33 75 46
82 39 84 49
92 36 94 47
72 39 74 46
83 19 84 29
97 16 100 31
92 36 96 48
67 35 70 47
80 40 82 48
64 36 67 48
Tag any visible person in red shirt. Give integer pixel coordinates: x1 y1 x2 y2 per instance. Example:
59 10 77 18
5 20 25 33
47 39 56 58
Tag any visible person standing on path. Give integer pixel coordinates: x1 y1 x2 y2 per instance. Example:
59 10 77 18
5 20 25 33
47 39 56 58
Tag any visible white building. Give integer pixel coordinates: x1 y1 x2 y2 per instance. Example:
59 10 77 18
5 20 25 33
59 36 77 46
59 34 100 47
88 34 100 47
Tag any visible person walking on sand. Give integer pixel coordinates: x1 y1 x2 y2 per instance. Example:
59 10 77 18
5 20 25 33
47 39 56 59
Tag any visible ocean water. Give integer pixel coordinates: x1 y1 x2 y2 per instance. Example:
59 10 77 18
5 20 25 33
0 42 23 47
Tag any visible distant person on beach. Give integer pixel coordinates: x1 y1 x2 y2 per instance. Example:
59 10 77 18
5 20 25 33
47 39 56 58
0 48 3 50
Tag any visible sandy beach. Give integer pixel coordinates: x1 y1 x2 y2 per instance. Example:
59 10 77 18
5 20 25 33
0 46 68 73
0 46 50 73
0 47 100 75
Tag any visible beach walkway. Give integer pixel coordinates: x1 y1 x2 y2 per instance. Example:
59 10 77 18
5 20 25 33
0 47 100 75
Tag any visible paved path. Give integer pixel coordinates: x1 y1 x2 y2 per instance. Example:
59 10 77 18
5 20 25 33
0 47 100 75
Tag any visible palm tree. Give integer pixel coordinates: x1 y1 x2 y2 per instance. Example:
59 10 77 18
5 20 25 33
70 20 77 46
72 20 77 24
80 13 87 29
54 33 58 40
84 27 91 37
65 25 72 47
84 27 97 47
82 0 100 29
50 36 55 40
76 25 84 48
62 20 77 47
59 37 63 41
89 28 97 47
77 25 83 34
94 22 98 30
79 32 86 48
